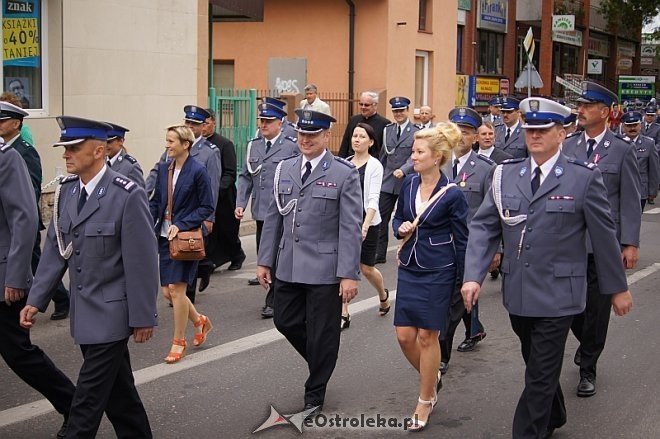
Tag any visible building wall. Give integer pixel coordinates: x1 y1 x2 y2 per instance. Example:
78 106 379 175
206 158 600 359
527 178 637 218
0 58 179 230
25 0 208 188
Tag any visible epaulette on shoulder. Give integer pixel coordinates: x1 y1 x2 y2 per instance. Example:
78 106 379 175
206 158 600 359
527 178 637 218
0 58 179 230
386 122 395 127
0 143 11 152
285 136 297 143
60 174 79 184
123 154 138 164
248 136 261 143
567 159 596 170
565 131 580 139
501 157 525 165
112 176 138 192
334 156 356 168
280 153 300 163
206 141 218 150
614 133 631 144
476 154 495 165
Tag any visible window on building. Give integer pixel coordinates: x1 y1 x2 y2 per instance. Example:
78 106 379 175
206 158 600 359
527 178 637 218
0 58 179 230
456 26 463 72
418 0 432 32
415 51 429 106
213 60 235 90
2 0 44 110
477 31 504 75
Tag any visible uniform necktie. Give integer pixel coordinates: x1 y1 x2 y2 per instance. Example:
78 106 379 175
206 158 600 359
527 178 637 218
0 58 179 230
452 158 459 179
531 167 541 195
106 159 112 168
301 161 312 184
645 123 649 131
505 128 511 143
77 187 88 214
586 138 596 159
265 140 272 154
397 125 401 140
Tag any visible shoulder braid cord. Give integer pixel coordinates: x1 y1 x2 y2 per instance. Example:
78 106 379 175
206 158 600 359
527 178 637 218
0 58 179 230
53 182 73 260
273 160 298 234
246 139 263 176
492 164 526 226
382 127 396 155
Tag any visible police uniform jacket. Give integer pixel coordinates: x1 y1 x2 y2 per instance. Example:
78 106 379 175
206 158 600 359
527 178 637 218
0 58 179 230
630 135 660 199
642 121 660 146
149 157 215 236
282 121 298 141
380 121 419 195
442 151 495 223
236 135 299 221
496 123 527 158
392 173 468 275
27 169 159 345
257 150 362 284
464 155 628 317
109 150 144 189
487 147 514 165
483 114 504 127
0 145 38 290
562 130 641 247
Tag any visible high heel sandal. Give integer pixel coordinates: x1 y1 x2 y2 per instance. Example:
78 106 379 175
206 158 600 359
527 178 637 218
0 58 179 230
406 396 436 432
164 338 187 364
340 314 351 331
193 314 213 347
378 289 391 316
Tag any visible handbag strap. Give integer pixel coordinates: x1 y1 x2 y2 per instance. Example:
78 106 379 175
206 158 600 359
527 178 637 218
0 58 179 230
165 162 174 221
400 182 456 249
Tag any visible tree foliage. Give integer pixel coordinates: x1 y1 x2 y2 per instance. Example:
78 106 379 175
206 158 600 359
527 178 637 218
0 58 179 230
599 0 660 39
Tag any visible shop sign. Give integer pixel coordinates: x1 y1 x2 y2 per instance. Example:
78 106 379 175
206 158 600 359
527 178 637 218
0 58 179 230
477 0 507 33
552 30 583 47
552 15 575 31
641 45 656 57
587 59 603 75
470 76 503 107
618 58 633 69
640 57 654 66
618 76 656 103
499 78 510 96
588 35 610 58
475 77 500 93
618 42 636 58
458 0 471 11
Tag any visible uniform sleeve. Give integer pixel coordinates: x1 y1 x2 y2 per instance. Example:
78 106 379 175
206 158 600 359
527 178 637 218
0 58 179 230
619 145 642 247
584 169 628 294
148 166 162 227
463 184 503 284
256 194 283 269
1 152 38 290
205 148 222 221
336 167 362 280
236 145 254 210
648 141 659 199
28 220 69 310
144 151 167 195
448 190 469 281
121 188 159 328
128 162 145 189
220 138 237 190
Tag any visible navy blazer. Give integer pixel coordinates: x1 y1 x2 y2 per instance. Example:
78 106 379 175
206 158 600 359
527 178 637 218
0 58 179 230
393 173 469 276
149 156 214 235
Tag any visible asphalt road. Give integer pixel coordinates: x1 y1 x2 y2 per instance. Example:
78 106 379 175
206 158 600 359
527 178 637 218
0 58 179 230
2 210 660 438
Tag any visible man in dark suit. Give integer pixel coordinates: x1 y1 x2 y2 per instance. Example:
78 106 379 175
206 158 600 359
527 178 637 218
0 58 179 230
477 121 513 164
338 91 390 158
462 97 633 438
562 81 641 398
0 112 75 439
202 109 246 279
0 101 71 320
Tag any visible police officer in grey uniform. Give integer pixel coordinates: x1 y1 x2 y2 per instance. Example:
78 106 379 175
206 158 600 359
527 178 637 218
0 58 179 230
105 122 145 188
440 108 496 373
641 104 660 146
375 96 419 263
235 102 299 315
562 81 641 398
495 97 527 158
263 96 298 141
21 116 159 438
0 132 75 438
462 97 633 439
621 110 660 209
145 106 221 303
483 96 504 127
257 109 362 416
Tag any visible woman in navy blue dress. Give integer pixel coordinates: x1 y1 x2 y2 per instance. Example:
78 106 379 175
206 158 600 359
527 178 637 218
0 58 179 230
150 125 215 364
392 122 468 431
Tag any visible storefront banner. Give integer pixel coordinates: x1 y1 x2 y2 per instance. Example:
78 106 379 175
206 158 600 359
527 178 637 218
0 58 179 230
618 42 636 58
3 0 40 68
470 76 502 107
552 30 583 47
552 15 575 31
618 76 656 103
477 0 507 33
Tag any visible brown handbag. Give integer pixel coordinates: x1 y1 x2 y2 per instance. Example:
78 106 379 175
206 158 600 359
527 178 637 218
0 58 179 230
166 163 206 261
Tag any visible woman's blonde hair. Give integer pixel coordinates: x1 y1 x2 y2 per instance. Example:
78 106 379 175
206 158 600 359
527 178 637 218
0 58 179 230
166 124 195 149
414 121 461 167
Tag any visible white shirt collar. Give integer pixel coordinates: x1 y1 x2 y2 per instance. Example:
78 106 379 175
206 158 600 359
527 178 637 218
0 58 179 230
301 150 327 174
108 150 121 166
80 165 108 197
530 149 561 185
264 132 281 145
398 119 410 132
5 133 20 147
505 120 520 133
584 127 607 151
452 151 471 175
478 146 495 157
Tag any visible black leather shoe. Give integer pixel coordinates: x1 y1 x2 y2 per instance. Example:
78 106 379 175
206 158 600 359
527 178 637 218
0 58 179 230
199 272 211 292
577 376 596 397
56 417 68 438
248 277 260 286
573 348 581 366
542 427 555 439
440 361 449 375
228 253 246 271
457 338 476 352
261 305 274 319
50 309 69 320
490 268 500 279
303 403 323 419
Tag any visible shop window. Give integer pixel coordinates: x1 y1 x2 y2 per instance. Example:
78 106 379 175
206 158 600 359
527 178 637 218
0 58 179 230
2 0 44 110
478 30 504 75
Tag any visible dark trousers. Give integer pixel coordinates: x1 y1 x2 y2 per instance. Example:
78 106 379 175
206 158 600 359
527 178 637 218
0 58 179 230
67 339 151 439
186 235 212 303
376 192 398 260
441 284 484 363
33 232 70 310
0 299 75 417
570 255 611 379
509 314 572 439
273 279 342 405
255 220 264 253
641 199 646 210
255 220 275 307
207 186 245 267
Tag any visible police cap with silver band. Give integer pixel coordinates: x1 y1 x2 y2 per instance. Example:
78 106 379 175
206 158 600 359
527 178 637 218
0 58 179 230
519 97 571 129
621 111 643 125
563 113 577 127
258 102 287 120
389 96 411 110
294 109 336 133
576 81 618 106
500 97 520 112
488 96 502 107
645 105 658 115
263 97 287 111
0 101 28 120
183 105 211 124
53 116 112 147
106 122 129 140
448 107 482 130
